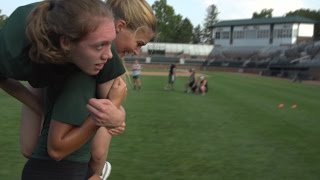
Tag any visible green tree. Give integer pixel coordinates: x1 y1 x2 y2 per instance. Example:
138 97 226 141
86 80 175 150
192 25 202 44
152 0 193 43
0 10 8 28
202 4 219 44
175 18 193 43
285 9 320 40
152 0 177 42
252 8 273 18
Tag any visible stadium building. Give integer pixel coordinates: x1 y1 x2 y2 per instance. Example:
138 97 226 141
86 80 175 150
209 16 320 80
125 16 320 80
125 43 214 69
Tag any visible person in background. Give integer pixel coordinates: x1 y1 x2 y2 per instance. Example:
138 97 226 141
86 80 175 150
132 60 142 90
165 64 176 90
184 68 196 93
196 75 208 95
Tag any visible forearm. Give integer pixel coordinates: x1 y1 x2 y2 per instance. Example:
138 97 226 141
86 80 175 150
0 79 42 114
48 117 99 161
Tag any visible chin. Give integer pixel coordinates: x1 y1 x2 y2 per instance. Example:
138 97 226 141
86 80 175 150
86 70 98 76
91 71 100 75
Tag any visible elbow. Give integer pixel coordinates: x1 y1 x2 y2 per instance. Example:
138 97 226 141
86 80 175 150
21 151 32 159
20 141 35 159
20 147 33 159
48 147 65 161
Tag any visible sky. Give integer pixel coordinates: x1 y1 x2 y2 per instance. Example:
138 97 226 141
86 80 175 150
1 0 320 27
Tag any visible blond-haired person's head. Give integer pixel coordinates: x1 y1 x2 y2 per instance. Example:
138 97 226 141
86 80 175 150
106 0 157 57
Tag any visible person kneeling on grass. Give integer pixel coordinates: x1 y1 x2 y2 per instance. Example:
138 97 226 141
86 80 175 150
195 75 208 95
184 68 196 93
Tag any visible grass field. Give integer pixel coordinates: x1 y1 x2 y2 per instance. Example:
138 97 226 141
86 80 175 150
1 71 320 179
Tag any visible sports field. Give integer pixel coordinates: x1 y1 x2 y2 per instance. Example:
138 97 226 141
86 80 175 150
1 71 320 179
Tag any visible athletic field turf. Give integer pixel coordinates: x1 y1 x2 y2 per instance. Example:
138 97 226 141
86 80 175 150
0 71 320 179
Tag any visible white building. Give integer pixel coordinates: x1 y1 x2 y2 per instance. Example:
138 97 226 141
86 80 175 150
212 16 317 47
141 42 213 58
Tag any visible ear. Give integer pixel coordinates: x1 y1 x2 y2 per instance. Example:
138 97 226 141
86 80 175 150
114 19 126 33
60 36 71 51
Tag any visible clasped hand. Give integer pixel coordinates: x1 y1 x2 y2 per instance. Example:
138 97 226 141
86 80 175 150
87 77 127 128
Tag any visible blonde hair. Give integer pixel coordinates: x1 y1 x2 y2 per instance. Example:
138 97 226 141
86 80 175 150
106 0 156 33
26 0 114 64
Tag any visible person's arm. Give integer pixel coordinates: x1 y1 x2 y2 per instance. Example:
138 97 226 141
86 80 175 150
0 79 43 114
47 77 127 160
89 78 127 176
48 116 99 161
202 79 208 87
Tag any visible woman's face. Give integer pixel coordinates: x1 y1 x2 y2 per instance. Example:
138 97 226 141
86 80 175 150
67 18 116 75
113 26 155 57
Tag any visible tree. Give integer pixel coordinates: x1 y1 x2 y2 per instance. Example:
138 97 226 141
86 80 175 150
0 10 8 28
192 25 202 44
175 18 193 43
202 4 219 44
152 0 193 43
152 0 175 42
285 9 320 40
252 8 273 18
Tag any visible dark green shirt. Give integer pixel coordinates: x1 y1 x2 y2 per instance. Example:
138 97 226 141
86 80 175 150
32 70 96 162
0 3 37 81
0 2 126 86
0 2 77 85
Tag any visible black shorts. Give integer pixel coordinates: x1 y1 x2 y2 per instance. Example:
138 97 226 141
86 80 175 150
22 158 89 180
0 74 7 82
132 75 140 79
188 81 194 87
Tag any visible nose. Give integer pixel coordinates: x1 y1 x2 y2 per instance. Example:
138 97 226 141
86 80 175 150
102 47 113 61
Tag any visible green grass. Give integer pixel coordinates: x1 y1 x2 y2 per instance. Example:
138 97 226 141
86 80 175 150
1 72 320 179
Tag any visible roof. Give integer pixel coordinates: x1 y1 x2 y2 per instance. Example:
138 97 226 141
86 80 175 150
142 42 214 56
213 16 318 27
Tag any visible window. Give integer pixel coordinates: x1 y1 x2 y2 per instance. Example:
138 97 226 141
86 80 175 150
222 31 230 39
274 29 292 38
257 30 269 38
245 29 257 39
215 32 221 39
233 31 244 39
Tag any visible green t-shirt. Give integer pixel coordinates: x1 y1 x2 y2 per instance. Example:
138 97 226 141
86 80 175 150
0 2 37 81
0 2 76 85
32 70 96 162
0 2 126 86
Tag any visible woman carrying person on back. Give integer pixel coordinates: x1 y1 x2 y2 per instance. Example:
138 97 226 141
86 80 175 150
0 0 125 179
